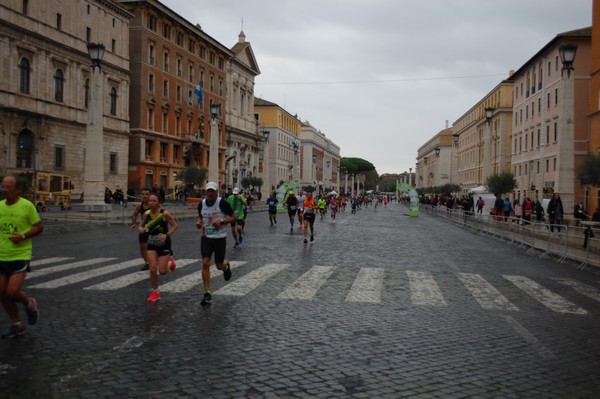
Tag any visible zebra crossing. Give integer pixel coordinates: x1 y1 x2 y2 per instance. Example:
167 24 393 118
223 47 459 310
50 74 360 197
26 257 600 315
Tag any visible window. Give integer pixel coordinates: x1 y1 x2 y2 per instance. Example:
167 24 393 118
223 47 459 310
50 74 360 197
200 46 205 59
531 131 533 148
548 61 551 76
55 146 65 169
537 161 540 174
176 59 182 77
145 140 154 160
162 111 168 133
546 159 549 172
525 133 528 150
109 87 117 115
537 129 540 147
16 130 33 168
148 15 157 31
86 27 91 42
163 24 170 40
148 108 154 130
54 69 64 102
163 52 169 71
189 64 194 82
160 142 167 161
546 125 550 144
111 39 116 53
56 13 62 30
174 145 180 164
87 4 90 14
176 85 181 103
109 153 117 173
149 44 155 64
555 88 558 105
209 52 215 65
19 58 30 93
176 114 181 135
554 122 558 142
553 158 557 171
112 18 116 28
163 79 168 97
22 0 28 15
84 79 89 108
148 74 154 92
188 40 195 54
547 93 550 109
176 31 183 46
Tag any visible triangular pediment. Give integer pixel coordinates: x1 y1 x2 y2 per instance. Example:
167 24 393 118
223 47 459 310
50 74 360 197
232 40 260 75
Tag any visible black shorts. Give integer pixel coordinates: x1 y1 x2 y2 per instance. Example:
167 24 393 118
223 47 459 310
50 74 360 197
0 260 31 277
147 236 172 257
201 236 227 264
138 232 149 244
287 209 297 217
303 213 316 223
231 219 245 228
268 209 277 215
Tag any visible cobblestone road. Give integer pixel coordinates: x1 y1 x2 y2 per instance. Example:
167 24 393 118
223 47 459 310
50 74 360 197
1 202 599 398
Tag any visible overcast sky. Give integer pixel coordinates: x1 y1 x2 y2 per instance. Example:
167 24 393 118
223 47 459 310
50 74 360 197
162 0 592 175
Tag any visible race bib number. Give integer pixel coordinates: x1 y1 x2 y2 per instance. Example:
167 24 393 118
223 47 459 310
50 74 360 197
148 235 163 247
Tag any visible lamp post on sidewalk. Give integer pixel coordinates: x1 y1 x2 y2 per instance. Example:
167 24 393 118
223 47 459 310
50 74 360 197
556 43 578 214
82 42 107 210
208 103 221 184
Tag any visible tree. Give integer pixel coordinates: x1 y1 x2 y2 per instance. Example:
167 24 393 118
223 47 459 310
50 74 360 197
576 153 600 186
340 157 376 193
241 176 263 192
485 171 517 195
176 166 207 194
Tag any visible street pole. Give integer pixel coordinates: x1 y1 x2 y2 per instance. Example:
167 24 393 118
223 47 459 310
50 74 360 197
82 43 106 209
208 104 221 184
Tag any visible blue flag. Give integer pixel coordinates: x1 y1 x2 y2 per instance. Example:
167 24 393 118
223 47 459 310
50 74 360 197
193 81 203 105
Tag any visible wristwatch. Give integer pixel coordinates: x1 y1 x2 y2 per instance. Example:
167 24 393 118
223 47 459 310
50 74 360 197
220 218 225 224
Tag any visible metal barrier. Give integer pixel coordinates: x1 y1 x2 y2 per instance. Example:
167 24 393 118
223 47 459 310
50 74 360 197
426 205 600 270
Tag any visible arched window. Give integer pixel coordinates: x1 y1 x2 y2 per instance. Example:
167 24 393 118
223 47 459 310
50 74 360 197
109 87 117 115
84 79 89 108
16 130 34 169
19 58 30 93
54 69 64 102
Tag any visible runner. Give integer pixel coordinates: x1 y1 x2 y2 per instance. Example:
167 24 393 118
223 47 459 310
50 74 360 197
130 188 151 270
139 193 178 302
330 197 339 221
340 195 347 212
0 175 44 338
227 187 247 248
196 182 236 306
284 190 298 233
297 189 305 229
266 191 278 226
302 191 318 244
317 196 327 220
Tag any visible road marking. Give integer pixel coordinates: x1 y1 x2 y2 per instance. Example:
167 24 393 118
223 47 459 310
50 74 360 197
456 273 518 311
346 267 385 303
84 259 198 291
503 315 557 360
161 261 247 293
406 271 447 306
30 259 143 289
30 257 74 267
278 265 336 300
215 263 290 296
28 258 117 279
553 278 600 303
504 275 587 315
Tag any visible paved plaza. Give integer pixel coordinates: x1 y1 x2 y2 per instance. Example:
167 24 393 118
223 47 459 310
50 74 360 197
1 202 599 398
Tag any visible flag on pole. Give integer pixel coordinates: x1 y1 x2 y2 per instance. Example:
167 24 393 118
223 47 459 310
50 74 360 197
193 81 203 105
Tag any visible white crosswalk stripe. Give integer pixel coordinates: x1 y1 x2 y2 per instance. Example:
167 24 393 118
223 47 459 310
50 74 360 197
457 273 519 311
30 259 143 289
161 261 247 293
278 265 336 300
84 259 198 291
31 257 74 267
504 275 588 315
406 270 447 306
214 263 290 296
553 278 600 303
345 267 384 303
29 258 117 279
23 257 599 315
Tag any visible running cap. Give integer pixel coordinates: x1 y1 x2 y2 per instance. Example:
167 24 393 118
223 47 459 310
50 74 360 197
289 190 294 195
205 181 218 191
233 187 240 194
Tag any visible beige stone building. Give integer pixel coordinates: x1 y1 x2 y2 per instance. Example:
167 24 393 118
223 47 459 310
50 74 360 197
0 0 132 205
415 127 452 190
224 31 262 192
453 80 513 194
510 28 591 211
299 121 340 194
120 0 232 196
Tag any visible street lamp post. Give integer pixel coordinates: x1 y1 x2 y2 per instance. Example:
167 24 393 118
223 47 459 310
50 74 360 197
208 103 221 184
484 107 494 184
557 43 578 213
452 133 459 186
82 42 107 209
260 129 270 195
